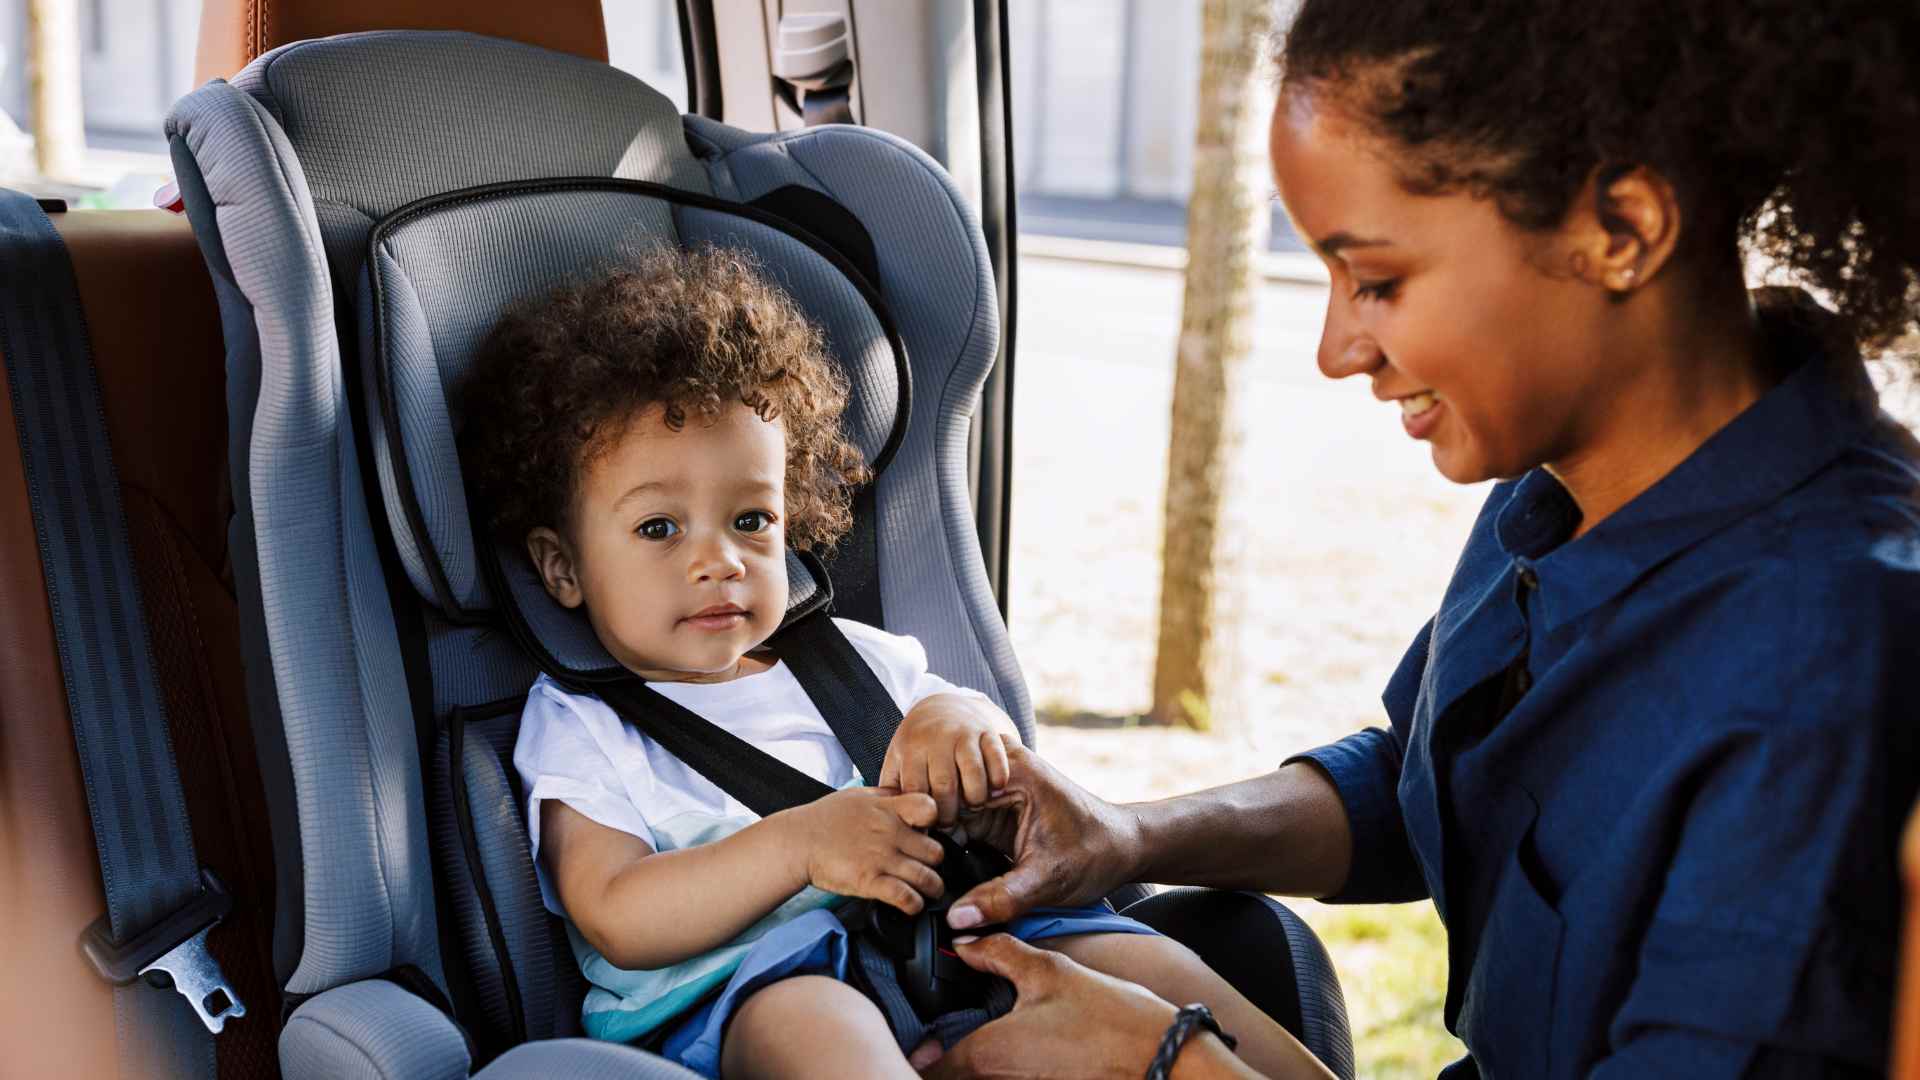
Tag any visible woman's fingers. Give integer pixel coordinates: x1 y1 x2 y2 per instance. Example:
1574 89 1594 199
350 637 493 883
946 855 1049 929
949 934 1062 992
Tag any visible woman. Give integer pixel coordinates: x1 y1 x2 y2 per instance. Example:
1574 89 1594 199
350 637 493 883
930 2 1920 1077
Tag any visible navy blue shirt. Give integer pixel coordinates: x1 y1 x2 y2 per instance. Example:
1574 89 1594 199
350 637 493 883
1294 295 1920 1078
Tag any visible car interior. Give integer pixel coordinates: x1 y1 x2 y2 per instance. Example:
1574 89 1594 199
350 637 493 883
0 2 1367 1078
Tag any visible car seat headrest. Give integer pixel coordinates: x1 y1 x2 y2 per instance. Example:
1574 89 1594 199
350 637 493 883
228 31 710 284
363 178 909 680
194 0 609 84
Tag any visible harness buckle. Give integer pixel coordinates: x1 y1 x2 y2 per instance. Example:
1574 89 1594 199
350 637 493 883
80 867 248 1034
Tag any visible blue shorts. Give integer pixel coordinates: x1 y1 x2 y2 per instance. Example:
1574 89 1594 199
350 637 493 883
659 905 1157 1077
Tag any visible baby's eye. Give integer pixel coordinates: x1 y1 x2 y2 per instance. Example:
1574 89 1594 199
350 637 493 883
636 518 680 541
734 510 775 534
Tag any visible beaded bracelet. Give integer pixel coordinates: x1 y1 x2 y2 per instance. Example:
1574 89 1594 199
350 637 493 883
1145 1003 1238 1080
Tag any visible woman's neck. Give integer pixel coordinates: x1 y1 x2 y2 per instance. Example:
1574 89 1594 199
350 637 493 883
1548 277 1768 539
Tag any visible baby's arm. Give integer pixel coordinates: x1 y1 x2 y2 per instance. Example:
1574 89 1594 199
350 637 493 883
542 787 946 970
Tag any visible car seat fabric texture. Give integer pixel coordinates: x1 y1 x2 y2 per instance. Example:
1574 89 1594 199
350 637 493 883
164 28 1027 1075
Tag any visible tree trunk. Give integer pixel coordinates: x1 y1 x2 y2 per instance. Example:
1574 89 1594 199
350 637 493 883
27 0 86 180
1148 0 1273 730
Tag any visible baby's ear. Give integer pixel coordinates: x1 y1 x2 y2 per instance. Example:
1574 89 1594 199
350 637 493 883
526 527 584 608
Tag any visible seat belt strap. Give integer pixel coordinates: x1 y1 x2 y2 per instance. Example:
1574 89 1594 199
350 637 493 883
0 188 243 1077
600 604 905 817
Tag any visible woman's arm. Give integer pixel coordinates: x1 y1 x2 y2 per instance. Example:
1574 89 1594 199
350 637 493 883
543 787 946 970
1129 762 1353 898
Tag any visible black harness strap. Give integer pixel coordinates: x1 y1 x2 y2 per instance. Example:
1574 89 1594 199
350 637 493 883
771 607 900 787
598 677 835 820
599 606 903 816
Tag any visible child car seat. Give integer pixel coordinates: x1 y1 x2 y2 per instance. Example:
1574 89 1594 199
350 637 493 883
165 28 1352 1079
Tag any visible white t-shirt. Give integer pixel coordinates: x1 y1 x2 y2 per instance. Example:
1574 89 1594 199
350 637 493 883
511 618 989 1040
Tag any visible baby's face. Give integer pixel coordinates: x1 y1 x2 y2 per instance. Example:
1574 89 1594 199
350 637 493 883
531 401 790 682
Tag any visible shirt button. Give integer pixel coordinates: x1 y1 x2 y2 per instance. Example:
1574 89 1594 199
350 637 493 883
1517 566 1540 590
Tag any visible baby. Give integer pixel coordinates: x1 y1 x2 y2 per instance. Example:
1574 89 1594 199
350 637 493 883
459 247 1298 1079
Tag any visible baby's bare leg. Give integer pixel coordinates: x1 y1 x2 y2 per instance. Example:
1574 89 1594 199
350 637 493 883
720 974 917 1080
1038 933 1335 1080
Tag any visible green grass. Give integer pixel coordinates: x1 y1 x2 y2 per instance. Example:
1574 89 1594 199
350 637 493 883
1296 900 1466 1079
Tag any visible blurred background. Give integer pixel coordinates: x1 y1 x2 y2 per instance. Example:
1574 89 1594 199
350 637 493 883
6 2 1914 1077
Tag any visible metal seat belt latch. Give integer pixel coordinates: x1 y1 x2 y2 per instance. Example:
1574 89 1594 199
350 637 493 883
80 867 248 1033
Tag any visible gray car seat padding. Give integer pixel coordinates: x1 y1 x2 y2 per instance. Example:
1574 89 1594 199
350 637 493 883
430 695 584 1049
472 1039 702 1080
168 74 446 1001
285 977 705 1080
283 978 475 1080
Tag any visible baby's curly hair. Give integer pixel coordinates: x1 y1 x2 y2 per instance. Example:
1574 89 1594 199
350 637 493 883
1277 0 1920 355
457 245 869 552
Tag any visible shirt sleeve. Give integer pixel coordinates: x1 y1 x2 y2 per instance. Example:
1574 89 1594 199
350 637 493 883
512 680 659 863
1282 617 1432 904
833 617 991 713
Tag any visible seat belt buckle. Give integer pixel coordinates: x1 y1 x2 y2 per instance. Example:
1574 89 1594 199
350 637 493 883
80 867 248 1034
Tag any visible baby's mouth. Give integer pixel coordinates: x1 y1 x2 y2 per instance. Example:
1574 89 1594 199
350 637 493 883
682 603 749 630
1400 391 1440 418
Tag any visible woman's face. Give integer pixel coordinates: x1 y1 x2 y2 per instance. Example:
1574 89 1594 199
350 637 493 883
1269 88 1624 484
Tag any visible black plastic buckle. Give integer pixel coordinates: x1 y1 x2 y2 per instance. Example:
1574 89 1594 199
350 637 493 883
81 867 247 1033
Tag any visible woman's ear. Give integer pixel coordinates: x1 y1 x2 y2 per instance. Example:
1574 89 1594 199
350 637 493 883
527 526 585 608
1563 164 1682 295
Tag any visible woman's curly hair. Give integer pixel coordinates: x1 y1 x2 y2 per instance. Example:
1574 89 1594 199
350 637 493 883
457 245 869 552
1277 0 1920 354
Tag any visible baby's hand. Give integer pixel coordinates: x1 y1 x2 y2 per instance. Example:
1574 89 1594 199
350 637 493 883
880 695 1016 827
785 787 945 914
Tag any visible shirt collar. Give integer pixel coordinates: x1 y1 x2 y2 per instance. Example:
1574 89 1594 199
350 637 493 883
1497 289 1883 632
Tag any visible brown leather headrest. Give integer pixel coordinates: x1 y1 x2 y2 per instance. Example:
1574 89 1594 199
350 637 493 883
194 0 610 84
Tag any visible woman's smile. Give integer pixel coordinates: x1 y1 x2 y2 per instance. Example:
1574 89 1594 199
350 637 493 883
1397 391 1443 439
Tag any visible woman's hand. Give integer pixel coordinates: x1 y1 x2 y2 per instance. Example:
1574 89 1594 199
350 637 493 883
881 694 1018 826
921 935 1257 1080
780 787 946 914
946 745 1145 930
